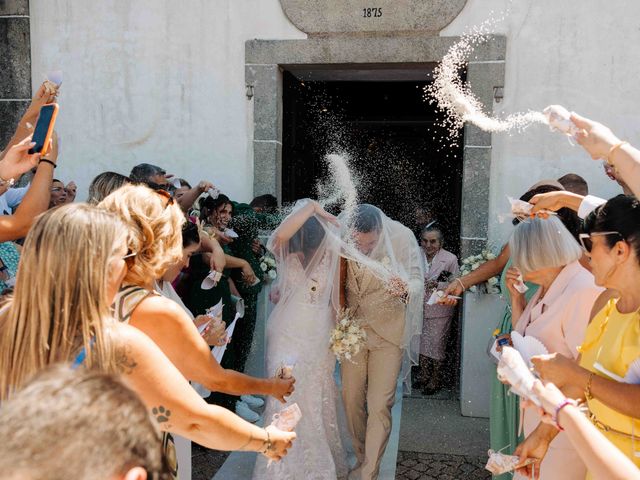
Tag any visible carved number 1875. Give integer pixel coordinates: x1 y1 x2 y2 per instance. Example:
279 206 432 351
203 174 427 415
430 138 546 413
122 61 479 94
363 8 382 18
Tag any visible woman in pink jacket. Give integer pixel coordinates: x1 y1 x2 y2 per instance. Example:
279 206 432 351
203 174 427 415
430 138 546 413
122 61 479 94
417 226 460 395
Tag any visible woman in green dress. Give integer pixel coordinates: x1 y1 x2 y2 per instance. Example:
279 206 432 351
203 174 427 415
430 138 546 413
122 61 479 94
489 257 538 478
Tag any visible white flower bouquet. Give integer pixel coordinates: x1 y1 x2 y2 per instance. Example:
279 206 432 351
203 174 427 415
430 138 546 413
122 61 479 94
329 308 367 363
259 254 277 281
460 249 501 294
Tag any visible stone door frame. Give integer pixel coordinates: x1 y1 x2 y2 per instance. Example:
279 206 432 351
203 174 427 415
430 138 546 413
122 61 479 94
246 35 506 258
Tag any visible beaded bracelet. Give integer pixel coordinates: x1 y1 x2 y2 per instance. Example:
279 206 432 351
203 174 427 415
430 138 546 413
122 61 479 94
553 399 575 431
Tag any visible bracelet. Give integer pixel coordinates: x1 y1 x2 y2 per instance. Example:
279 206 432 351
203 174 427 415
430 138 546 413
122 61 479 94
455 278 466 291
553 399 575 431
39 159 57 169
585 372 595 400
606 141 628 169
260 428 272 454
0 176 15 187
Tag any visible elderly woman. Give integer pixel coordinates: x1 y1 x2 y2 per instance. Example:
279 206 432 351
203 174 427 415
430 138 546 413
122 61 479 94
417 226 459 395
528 195 640 479
505 216 603 480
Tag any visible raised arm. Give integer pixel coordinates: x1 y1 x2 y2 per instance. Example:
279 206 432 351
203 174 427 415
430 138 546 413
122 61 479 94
177 181 214 212
0 135 58 242
117 323 296 459
0 82 57 158
571 112 640 198
528 381 640 480
270 200 338 250
443 243 509 299
129 296 294 402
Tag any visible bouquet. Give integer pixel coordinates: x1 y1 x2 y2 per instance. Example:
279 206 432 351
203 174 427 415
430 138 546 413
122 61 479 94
259 254 277 281
329 308 367 363
460 249 500 294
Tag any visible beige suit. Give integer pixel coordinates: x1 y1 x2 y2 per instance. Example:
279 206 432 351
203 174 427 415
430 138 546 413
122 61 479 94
341 260 406 480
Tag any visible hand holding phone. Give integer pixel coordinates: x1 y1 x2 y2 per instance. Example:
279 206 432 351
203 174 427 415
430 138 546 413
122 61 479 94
28 104 59 156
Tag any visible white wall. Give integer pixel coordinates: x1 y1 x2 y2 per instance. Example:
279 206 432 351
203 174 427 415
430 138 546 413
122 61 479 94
443 0 638 247
30 0 305 202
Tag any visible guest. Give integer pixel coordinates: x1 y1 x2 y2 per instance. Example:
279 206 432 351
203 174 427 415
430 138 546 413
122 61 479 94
439 181 582 478
417 226 459 395
250 193 278 213
98 186 294 422
506 217 603 480
529 195 640 477
557 173 589 196
49 179 68 207
156 221 227 349
188 193 262 421
0 365 172 480
0 203 296 461
129 163 170 189
87 171 132 205
64 181 77 203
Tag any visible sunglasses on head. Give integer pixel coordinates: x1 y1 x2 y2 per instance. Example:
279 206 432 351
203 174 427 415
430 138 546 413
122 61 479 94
155 189 175 208
578 231 623 253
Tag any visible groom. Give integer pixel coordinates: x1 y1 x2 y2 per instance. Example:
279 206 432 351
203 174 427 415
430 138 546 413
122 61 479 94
340 205 422 480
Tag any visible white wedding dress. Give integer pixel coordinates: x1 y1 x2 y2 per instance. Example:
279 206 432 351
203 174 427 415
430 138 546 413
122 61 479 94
252 252 348 480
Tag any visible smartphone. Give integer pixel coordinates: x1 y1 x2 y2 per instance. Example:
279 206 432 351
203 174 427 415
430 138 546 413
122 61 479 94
28 103 59 155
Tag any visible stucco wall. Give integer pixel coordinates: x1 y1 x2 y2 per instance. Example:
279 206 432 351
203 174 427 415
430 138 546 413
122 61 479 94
442 0 636 248
29 0 305 201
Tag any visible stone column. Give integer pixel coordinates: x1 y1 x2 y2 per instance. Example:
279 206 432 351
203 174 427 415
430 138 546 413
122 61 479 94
0 0 31 147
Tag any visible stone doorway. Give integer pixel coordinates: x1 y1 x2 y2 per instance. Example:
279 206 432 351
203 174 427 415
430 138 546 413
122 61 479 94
246 34 505 261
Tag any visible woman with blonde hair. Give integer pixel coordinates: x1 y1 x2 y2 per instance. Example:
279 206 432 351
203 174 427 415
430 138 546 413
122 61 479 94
0 204 296 467
87 171 132 205
98 185 295 411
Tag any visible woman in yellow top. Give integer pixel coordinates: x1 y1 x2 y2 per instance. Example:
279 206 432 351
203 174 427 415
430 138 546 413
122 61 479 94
526 195 640 479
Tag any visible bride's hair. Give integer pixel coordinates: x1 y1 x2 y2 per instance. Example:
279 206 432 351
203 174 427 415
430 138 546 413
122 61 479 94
290 216 325 259
352 204 382 233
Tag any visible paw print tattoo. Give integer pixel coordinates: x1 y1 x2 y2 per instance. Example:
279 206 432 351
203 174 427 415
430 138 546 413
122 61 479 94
152 406 171 423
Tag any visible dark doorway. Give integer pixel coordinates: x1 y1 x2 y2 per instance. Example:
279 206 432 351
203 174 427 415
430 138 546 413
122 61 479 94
282 70 464 254
282 69 465 390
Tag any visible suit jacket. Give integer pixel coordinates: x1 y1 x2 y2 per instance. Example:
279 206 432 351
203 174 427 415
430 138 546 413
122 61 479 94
345 259 407 347
423 248 459 318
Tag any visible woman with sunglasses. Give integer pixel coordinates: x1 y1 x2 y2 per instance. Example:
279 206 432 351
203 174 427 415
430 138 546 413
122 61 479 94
98 186 295 409
530 195 640 477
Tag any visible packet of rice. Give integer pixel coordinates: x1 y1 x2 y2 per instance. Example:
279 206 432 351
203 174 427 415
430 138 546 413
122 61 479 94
485 449 537 475
267 403 301 466
275 361 295 380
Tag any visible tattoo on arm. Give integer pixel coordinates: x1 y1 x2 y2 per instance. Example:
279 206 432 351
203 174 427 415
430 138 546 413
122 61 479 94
152 406 172 424
116 344 138 375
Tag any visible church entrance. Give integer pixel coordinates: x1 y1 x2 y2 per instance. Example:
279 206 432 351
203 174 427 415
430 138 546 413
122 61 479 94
281 68 465 390
282 69 464 254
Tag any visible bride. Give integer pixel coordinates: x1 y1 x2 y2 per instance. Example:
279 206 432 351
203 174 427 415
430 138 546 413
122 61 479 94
252 199 348 480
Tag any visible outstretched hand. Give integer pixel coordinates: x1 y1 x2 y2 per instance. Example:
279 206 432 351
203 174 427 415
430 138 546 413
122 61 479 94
571 112 620 160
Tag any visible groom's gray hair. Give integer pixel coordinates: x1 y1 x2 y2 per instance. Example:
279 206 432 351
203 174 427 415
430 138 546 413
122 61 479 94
352 204 382 233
